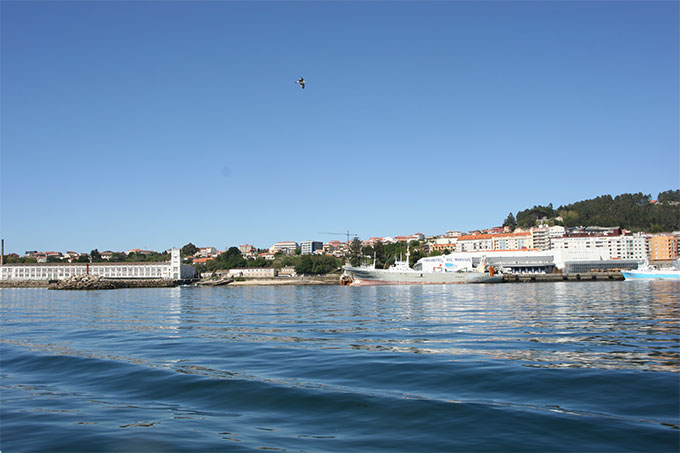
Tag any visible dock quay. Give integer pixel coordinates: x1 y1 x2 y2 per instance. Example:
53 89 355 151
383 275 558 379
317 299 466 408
502 272 624 282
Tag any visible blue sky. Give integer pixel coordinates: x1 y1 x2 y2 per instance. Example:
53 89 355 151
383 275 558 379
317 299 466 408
1 1 678 254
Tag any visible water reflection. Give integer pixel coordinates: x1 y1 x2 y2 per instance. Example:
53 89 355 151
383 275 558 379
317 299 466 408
1 282 678 372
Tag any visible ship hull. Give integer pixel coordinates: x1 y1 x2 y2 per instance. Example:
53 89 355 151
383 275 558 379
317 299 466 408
345 268 502 286
621 270 680 280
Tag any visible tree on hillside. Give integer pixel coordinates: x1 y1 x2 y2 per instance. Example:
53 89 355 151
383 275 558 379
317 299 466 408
220 247 246 269
246 257 270 268
295 255 340 275
503 212 517 230
90 249 102 262
658 189 680 203
515 205 556 228
109 252 127 262
373 241 386 268
181 243 199 257
348 237 363 267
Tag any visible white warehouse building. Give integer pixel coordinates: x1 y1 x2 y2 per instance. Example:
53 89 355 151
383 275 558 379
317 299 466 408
0 248 194 281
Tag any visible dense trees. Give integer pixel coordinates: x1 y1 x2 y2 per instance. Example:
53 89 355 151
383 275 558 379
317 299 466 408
123 251 169 262
658 190 680 204
505 190 680 232
515 204 557 228
557 192 679 232
1 255 37 264
90 249 102 262
295 255 340 275
361 240 424 269
205 247 246 271
195 247 341 275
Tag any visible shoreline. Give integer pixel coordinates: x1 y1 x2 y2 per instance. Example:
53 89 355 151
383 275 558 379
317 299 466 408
0 272 626 288
227 276 340 286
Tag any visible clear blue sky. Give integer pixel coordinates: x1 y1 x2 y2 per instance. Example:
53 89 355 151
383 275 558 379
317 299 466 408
1 1 678 254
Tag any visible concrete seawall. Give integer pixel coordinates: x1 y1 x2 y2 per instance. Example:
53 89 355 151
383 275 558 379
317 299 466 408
227 275 340 286
503 272 624 282
0 277 179 289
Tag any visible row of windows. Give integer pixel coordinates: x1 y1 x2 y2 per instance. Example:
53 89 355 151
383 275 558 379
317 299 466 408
2 265 172 280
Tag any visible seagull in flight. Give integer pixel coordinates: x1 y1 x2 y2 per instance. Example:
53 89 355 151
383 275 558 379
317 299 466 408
295 77 306 89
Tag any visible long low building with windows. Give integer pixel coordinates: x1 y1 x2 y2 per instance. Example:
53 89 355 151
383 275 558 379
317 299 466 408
0 248 195 281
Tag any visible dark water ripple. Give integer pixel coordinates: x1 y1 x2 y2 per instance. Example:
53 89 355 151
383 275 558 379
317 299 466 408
1 281 679 452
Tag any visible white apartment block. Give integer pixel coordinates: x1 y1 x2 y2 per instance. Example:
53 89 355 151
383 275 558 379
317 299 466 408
198 247 218 257
550 233 647 261
531 227 551 250
269 241 299 255
1 249 194 281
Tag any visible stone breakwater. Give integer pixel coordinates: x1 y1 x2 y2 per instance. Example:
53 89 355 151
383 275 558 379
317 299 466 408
0 280 50 288
49 275 177 290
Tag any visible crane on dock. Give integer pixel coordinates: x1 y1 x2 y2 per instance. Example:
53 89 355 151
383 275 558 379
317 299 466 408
320 231 358 243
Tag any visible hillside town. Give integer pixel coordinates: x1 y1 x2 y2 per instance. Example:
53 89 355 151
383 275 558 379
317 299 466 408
1 222 679 283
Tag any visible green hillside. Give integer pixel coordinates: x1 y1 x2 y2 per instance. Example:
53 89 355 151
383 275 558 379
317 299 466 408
503 190 680 233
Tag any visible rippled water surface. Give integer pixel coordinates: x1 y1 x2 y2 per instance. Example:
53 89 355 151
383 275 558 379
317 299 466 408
2 281 679 452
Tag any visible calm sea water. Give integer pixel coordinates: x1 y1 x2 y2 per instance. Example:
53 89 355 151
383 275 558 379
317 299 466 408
1 281 678 452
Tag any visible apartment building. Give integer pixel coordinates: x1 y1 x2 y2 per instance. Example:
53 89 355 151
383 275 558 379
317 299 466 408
551 231 647 261
300 241 323 255
239 244 256 256
649 234 679 261
198 247 218 257
531 226 551 250
269 241 298 255
456 232 533 252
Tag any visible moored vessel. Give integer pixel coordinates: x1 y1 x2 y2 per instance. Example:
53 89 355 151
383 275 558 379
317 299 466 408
621 260 680 280
343 248 502 286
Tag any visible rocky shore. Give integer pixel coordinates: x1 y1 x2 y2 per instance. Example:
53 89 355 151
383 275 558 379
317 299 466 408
47 275 177 290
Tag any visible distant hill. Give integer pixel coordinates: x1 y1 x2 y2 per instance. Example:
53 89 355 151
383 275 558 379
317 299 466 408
504 190 680 233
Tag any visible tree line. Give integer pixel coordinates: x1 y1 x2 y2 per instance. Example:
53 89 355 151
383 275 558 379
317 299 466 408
503 189 680 233
190 245 342 276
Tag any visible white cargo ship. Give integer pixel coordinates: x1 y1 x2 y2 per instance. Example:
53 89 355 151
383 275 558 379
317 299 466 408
342 249 502 286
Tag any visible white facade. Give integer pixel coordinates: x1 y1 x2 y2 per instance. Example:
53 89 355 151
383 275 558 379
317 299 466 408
549 226 566 238
531 227 551 250
550 248 610 270
269 241 298 254
456 236 494 252
227 268 277 278
1 248 194 281
551 234 647 262
198 247 218 257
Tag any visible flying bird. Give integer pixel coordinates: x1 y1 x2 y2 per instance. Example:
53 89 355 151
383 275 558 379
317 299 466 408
295 77 306 89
